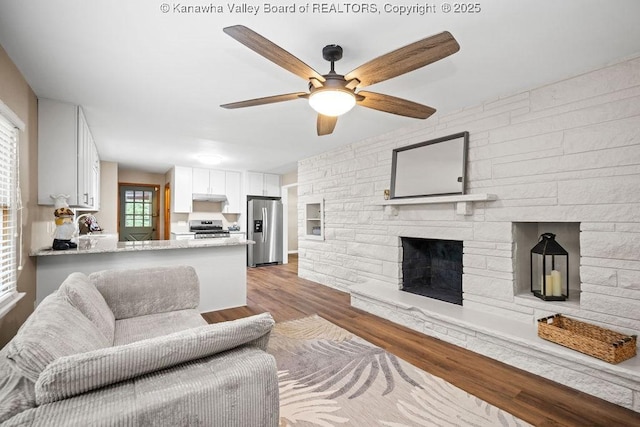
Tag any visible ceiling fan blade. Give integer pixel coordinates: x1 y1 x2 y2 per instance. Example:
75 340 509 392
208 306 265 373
221 92 307 109
224 25 325 83
317 114 338 136
357 91 436 119
345 31 460 88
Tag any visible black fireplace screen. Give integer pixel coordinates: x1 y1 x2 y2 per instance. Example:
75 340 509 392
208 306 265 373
401 237 463 305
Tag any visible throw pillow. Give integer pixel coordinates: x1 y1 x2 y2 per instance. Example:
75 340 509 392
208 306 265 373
58 272 116 343
35 313 275 404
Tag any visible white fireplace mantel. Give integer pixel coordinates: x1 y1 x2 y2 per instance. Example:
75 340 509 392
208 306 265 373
373 193 497 216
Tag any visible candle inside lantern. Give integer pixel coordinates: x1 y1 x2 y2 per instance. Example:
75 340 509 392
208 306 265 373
545 274 554 296
551 269 562 296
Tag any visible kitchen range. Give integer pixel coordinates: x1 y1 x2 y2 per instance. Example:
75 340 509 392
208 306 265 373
188 220 231 239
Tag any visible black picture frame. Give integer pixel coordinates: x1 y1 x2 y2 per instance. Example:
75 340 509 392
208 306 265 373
390 131 469 199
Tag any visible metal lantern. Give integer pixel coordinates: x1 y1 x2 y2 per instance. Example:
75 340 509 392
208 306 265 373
530 233 568 301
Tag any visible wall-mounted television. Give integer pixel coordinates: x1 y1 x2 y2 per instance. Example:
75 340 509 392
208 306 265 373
390 131 469 198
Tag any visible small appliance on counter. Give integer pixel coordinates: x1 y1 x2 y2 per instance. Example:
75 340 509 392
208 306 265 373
78 214 102 235
188 220 230 239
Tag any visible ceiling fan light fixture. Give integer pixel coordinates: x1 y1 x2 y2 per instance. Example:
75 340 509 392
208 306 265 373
308 88 356 117
222 26 460 135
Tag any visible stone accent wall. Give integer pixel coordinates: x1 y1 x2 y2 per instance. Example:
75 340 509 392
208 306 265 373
298 54 640 335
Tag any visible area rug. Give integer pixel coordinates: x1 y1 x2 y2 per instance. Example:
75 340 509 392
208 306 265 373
267 315 532 427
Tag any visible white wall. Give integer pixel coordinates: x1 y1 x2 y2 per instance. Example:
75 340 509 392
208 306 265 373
0 43 38 347
298 54 640 335
94 161 118 233
287 186 298 253
281 170 298 254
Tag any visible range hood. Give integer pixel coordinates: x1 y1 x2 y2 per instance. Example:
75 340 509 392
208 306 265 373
192 193 228 202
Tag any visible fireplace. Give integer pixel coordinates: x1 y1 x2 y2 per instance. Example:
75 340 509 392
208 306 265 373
400 237 463 305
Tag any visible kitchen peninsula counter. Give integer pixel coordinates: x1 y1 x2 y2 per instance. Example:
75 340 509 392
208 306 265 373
31 236 253 256
32 237 254 313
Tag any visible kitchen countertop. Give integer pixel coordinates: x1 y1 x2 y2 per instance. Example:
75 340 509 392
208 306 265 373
31 236 254 257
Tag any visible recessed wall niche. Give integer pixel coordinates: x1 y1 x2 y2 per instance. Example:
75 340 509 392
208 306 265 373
513 222 581 301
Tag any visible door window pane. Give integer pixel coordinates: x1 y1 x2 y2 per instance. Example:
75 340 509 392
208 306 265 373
121 186 156 241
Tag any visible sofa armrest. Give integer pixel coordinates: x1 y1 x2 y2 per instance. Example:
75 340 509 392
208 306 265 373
35 313 275 404
9 346 279 427
88 265 199 319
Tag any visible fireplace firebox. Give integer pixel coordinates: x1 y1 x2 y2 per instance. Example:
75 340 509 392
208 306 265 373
400 237 463 305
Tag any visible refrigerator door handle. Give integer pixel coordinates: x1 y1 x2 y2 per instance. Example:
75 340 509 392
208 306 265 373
262 207 267 243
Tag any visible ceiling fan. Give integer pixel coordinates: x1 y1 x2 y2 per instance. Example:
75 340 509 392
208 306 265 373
220 25 460 136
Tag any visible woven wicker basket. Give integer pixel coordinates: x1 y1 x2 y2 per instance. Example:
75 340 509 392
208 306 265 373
537 314 637 364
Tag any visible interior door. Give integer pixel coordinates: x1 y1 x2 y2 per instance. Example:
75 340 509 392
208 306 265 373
163 183 171 240
119 184 158 241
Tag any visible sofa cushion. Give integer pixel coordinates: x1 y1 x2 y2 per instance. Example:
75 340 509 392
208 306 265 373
89 265 200 320
5 293 110 382
58 272 116 344
0 348 36 424
35 313 275 404
114 309 207 346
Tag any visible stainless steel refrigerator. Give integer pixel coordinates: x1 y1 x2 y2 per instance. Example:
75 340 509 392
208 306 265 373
247 196 283 267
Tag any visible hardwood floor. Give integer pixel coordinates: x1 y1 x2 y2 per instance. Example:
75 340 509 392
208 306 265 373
202 255 640 426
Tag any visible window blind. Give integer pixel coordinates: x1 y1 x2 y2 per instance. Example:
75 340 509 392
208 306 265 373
0 111 18 310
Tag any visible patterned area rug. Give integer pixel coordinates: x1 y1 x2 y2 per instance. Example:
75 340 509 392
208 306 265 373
267 315 532 427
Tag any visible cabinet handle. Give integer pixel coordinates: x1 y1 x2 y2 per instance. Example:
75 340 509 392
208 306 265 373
90 197 94 206
84 193 89 204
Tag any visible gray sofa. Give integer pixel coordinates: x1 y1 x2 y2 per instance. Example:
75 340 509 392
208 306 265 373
0 265 279 426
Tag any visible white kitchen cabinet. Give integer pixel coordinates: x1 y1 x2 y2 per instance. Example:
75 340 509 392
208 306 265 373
210 170 225 194
191 168 209 194
223 171 241 213
246 172 264 196
38 99 100 209
174 166 241 213
76 109 89 205
192 168 226 195
89 140 100 210
78 113 101 209
171 166 192 213
246 172 281 197
264 173 281 197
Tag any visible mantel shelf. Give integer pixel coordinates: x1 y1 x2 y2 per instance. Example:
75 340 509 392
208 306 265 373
374 194 497 216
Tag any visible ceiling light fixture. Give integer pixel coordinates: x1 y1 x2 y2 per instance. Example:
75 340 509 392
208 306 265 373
308 87 356 117
199 154 222 165
307 44 358 118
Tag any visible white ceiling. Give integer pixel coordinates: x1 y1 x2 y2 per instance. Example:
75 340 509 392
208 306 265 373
1 1 639 175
